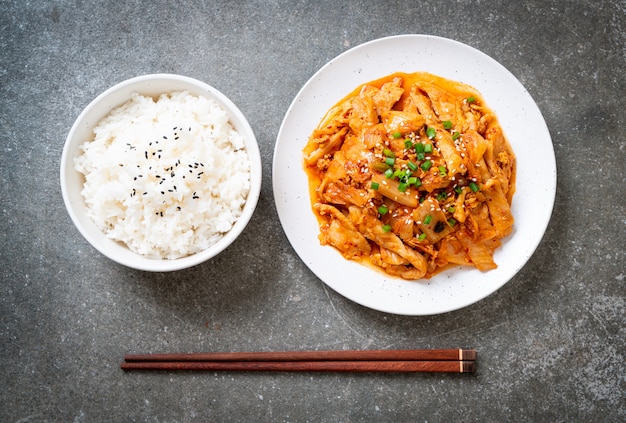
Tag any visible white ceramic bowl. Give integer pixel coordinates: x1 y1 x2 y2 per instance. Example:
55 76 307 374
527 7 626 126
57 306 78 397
60 74 262 272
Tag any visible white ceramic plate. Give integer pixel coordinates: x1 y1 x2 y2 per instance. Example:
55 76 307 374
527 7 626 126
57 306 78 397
272 35 556 315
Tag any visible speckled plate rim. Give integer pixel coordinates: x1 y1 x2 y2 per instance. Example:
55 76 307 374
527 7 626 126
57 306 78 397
272 34 556 315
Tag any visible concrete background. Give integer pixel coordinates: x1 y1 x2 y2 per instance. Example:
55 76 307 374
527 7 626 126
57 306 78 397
1 1 624 421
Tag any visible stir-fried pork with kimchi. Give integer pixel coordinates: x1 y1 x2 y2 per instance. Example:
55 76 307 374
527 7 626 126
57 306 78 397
303 72 516 280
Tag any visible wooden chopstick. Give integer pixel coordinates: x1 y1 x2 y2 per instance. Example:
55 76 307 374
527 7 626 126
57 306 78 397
121 360 475 373
124 348 476 363
121 349 476 373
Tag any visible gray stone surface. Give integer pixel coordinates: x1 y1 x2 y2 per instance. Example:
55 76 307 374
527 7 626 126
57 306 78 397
1 1 624 421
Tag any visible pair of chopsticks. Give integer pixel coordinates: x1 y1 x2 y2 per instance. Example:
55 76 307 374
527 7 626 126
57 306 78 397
121 349 477 373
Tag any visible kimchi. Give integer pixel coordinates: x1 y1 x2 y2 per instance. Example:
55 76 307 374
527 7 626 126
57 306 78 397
303 72 516 280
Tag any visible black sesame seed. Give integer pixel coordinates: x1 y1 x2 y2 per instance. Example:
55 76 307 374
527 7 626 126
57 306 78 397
434 221 445 233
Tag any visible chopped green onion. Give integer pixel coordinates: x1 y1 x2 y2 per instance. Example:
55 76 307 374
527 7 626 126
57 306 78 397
426 127 436 139
417 152 425 161
419 196 425 203
392 131 402 139
415 143 425 154
385 157 395 167
382 224 392 232
436 192 447 201
448 218 457 227
413 177 422 188
398 182 408 192
418 233 427 241
467 96 476 104
424 215 432 225
408 176 418 185
448 206 456 213
452 131 460 141
469 181 480 192
404 139 413 149
454 186 463 194
393 169 405 179
443 120 453 130
378 205 389 215
424 143 433 153
421 160 432 171
438 165 447 176
371 181 380 190
407 161 418 171
384 168 394 179
383 148 395 158
372 162 389 172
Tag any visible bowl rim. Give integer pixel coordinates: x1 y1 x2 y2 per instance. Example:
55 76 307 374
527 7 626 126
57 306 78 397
60 73 262 272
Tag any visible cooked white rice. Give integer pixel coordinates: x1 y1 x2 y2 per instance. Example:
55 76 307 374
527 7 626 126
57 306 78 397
74 91 251 259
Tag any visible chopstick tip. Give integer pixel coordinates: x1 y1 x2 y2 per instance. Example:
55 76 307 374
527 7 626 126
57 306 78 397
461 361 476 373
461 349 477 361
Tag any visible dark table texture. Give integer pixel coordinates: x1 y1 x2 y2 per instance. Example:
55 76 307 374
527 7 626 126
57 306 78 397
1 1 624 422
